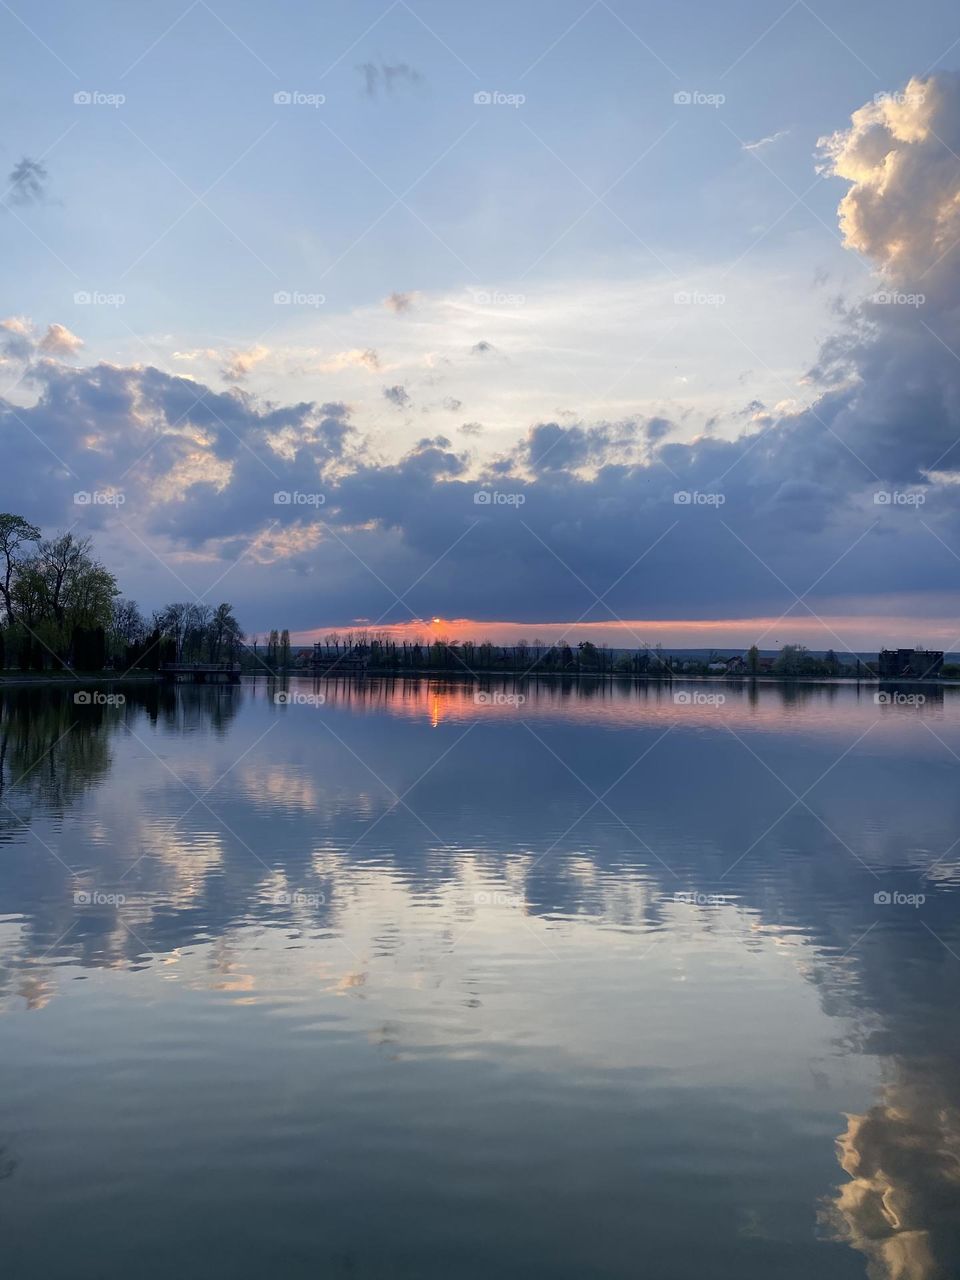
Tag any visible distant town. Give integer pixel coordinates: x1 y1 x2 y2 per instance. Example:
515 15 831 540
236 637 958 682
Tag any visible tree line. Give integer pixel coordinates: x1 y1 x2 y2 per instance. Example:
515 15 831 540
0 513 243 672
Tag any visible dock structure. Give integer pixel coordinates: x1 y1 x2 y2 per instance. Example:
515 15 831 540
160 662 241 684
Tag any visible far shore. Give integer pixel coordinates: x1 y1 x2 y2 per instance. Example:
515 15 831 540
2 669 959 689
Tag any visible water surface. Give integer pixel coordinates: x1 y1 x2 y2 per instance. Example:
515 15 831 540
1 677 958 1279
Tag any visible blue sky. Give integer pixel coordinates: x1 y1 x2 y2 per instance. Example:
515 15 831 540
4 0 960 648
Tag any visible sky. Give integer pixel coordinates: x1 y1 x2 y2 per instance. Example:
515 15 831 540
3 0 960 652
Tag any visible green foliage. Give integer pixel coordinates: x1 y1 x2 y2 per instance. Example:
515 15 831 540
0 515 243 674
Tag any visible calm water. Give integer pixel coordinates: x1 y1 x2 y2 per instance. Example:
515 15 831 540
1 677 959 1279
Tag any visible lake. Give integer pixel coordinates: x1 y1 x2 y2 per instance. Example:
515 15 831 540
0 676 958 1279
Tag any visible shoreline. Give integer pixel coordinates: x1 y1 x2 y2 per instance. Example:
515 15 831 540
2 670 957 689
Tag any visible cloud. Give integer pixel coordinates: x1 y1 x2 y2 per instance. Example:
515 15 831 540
0 316 36 361
384 291 416 314
818 74 960 295
0 317 82 362
6 157 48 205
221 345 270 383
442 396 462 412
3 76 960 637
471 340 495 356
383 384 410 408
460 421 483 436
742 129 789 151
357 62 424 99
39 323 83 356
318 348 381 373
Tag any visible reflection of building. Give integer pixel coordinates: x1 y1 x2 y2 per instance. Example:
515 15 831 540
877 649 943 679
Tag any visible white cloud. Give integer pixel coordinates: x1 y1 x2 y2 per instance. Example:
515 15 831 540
742 129 789 151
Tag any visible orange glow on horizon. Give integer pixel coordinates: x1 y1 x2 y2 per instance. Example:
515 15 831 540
291 614 960 653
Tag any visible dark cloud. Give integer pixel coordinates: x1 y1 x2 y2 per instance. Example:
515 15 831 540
383 384 411 409
357 62 424 99
7 157 48 206
471 341 494 356
384 291 416 314
522 420 641 471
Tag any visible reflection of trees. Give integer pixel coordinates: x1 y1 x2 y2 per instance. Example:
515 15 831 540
0 683 244 822
0 682 247 1000
0 686 113 813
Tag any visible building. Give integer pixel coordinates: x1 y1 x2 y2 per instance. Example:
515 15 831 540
877 648 944 679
